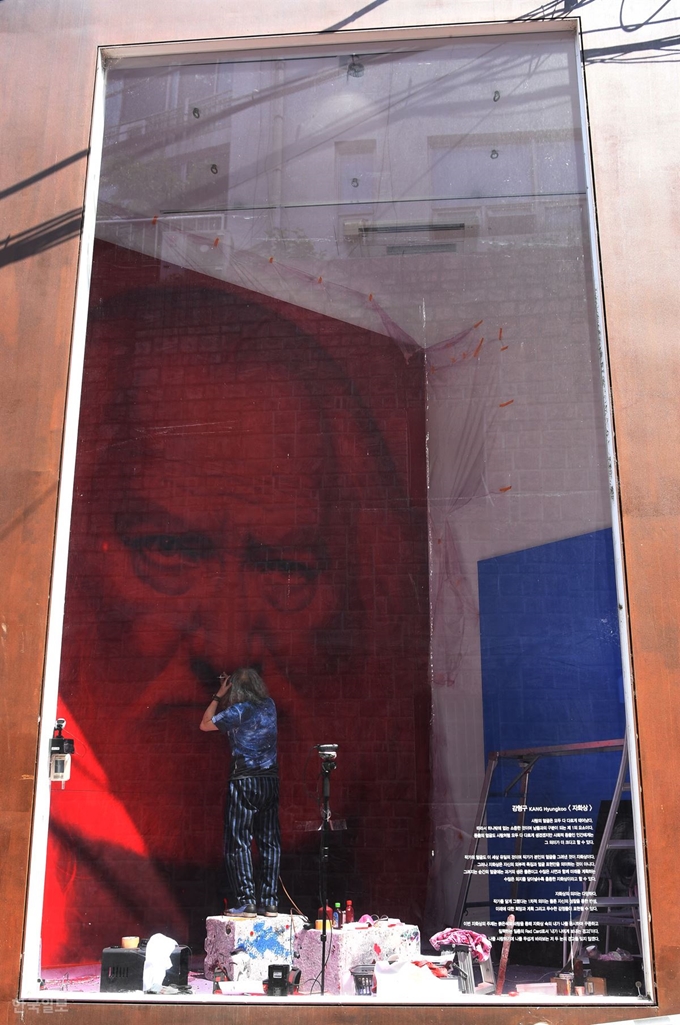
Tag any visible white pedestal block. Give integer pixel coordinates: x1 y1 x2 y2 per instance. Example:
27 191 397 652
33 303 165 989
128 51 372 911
294 921 421 994
204 914 305 983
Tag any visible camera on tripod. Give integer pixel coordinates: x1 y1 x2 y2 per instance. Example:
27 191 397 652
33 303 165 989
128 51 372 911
315 743 338 763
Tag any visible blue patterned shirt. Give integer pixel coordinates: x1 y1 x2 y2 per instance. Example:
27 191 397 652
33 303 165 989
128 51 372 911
212 698 278 779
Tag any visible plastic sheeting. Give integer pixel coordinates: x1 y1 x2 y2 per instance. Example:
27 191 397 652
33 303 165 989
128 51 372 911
38 32 647 999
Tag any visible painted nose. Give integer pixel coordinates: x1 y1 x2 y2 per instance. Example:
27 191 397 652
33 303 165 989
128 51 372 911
185 553 266 682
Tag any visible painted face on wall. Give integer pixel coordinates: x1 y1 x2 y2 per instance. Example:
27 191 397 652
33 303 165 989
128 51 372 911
82 354 342 709
64 293 361 733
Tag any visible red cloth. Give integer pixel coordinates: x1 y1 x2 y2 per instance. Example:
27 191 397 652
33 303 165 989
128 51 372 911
429 927 492 962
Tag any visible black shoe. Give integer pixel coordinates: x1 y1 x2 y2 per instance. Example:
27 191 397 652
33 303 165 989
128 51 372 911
262 904 278 917
226 903 257 918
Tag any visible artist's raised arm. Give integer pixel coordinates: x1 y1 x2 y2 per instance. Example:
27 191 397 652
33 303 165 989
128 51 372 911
200 698 220 731
200 674 231 731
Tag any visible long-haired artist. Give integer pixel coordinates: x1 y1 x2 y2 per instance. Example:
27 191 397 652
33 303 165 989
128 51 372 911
201 667 280 917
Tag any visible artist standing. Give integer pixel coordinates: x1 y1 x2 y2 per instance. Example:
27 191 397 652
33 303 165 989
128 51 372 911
200 667 280 918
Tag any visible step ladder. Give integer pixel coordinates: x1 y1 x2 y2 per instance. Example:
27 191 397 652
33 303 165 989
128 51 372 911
566 737 641 964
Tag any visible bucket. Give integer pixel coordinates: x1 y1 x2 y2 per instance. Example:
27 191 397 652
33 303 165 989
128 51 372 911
350 963 375 996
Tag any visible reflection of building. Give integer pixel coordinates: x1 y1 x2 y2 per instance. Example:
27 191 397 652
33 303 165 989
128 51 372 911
97 41 587 327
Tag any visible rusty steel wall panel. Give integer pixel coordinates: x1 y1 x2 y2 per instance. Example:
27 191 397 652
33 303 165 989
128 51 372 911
1 1 678 1021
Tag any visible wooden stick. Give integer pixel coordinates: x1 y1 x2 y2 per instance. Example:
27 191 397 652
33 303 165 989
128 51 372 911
495 913 516 995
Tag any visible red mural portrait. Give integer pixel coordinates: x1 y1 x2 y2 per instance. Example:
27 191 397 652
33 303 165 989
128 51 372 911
42 241 431 965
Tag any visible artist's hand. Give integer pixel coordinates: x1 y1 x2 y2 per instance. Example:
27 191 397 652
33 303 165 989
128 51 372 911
216 673 231 699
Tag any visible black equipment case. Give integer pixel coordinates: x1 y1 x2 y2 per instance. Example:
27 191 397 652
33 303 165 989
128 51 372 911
100 942 190 993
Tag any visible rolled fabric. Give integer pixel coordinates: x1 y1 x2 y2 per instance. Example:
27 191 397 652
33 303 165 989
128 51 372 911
429 926 492 963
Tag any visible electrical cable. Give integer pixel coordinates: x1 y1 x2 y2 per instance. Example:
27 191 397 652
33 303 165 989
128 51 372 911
278 873 308 921
305 924 334 995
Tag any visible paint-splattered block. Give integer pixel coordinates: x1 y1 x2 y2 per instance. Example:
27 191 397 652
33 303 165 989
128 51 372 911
294 922 421 994
204 914 305 983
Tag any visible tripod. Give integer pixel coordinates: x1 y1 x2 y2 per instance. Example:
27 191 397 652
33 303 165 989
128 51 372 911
316 744 338 996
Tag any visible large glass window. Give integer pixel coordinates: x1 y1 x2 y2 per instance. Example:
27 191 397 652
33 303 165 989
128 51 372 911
25 29 651 1005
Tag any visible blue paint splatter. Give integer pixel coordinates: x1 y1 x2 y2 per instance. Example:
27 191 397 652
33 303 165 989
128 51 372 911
239 920 288 960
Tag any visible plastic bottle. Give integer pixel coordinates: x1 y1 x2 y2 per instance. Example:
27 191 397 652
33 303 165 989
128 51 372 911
573 959 586 996
345 899 354 924
213 967 228 993
333 902 343 929
318 904 333 923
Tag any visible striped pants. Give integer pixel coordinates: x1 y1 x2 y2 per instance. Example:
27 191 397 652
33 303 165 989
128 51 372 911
224 775 280 906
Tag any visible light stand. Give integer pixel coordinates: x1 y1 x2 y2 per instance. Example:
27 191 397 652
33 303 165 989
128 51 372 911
316 743 338 996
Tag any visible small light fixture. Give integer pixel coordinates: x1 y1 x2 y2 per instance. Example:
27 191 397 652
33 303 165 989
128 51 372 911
210 164 219 175
490 149 499 159
347 55 364 78
50 719 75 787
493 90 501 102
192 107 201 118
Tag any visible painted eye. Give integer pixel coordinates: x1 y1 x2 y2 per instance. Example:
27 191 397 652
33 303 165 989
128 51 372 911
244 539 324 611
119 531 215 594
123 532 214 563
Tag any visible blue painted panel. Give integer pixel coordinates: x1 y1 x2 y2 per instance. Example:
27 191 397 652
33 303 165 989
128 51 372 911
478 529 625 923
